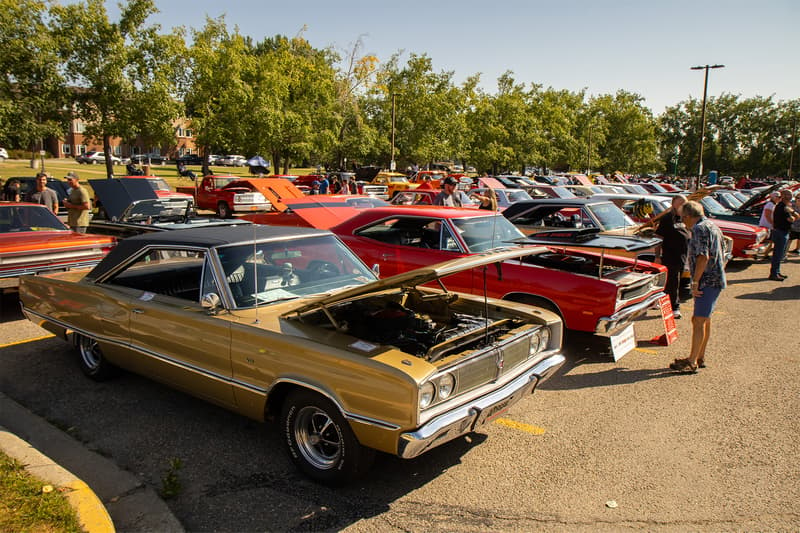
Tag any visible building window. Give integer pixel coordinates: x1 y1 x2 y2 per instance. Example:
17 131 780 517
74 121 85 133
75 145 85 155
185 129 193 138
176 127 184 137
61 144 71 155
112 146 121 156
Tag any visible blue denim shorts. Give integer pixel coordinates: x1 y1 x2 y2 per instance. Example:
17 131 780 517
693 285 722 318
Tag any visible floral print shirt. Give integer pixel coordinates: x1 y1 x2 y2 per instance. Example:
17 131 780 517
689 217 727 289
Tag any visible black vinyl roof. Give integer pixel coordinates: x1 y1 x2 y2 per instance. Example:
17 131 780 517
86 225 332 280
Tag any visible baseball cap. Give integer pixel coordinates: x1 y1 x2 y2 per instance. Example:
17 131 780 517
443 176 458 186
65 171 79 180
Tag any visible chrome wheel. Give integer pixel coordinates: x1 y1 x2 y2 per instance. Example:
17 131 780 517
78 335 102 372
292 406 343 470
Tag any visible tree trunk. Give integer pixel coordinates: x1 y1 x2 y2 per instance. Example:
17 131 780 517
271 151 281 176
103 134 113 178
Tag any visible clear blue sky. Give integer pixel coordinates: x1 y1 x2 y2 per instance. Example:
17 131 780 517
114 0 798 114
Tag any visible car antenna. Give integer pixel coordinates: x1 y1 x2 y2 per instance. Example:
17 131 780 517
252 224 260 324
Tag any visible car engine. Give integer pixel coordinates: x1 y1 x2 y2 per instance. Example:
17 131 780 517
302 290 527 362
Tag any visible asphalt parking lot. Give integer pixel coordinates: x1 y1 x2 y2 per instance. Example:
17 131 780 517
1 255 798 531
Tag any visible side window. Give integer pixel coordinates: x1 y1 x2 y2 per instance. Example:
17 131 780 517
440 223 460 251
104 249 207 303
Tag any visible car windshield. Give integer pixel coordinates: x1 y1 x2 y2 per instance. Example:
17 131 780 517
700 196 732 215
146 179 171 192
586 202 636 230
0 205 67 232
506 190 533 203
216 234 377 308
452 215 526 252
716 193 743 209
551 186 576 198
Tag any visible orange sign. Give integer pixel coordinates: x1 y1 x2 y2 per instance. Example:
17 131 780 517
658 294 679 345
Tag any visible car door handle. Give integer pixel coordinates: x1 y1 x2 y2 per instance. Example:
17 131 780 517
381 253 395 260
132 308 144 314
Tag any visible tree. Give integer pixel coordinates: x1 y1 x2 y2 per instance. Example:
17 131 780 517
51 0 183 178
0 0 70 156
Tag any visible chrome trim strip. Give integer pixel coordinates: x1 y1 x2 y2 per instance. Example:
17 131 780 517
22 307 402 432
268 378 401 431
398 353 566 459
595 291 666 335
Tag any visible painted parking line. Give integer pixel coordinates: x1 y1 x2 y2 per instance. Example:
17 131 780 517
0 334 55 349
634 347 658 354
494 418 546 435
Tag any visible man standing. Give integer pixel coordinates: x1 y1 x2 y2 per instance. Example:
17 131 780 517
655 194 690 318
769 189 798 281
434 176 471 207
63 172 91 232
27 172 59 214
669 200 727 373
757 191 779 260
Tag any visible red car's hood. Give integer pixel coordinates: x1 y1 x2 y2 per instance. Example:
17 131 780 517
710 219 763 234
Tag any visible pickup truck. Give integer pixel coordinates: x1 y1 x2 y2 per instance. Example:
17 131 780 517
176 175 305 218
370 171 419 198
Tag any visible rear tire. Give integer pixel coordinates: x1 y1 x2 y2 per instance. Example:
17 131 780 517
217 201 231 218
75 334 118 381
280 389 373 485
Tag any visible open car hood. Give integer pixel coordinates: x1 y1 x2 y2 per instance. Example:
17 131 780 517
230 178 306 212
90 178 158 220
513 228 661 251
284 246 546 316
734 183 782 214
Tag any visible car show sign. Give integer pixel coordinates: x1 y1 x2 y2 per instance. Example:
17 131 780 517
658 293 679 345
610 324 636 361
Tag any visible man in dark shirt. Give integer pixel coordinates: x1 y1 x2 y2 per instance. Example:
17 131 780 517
27 173 59 214
655 194 690 318
769 189 799 281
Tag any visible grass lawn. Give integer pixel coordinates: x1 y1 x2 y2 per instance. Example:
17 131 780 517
0 158 315 197
0 450 84 532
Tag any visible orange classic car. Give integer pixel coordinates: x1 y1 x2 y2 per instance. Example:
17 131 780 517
0 202 115 290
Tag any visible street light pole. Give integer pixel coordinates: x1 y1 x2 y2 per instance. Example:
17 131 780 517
691 64 724 190
390 92 397 171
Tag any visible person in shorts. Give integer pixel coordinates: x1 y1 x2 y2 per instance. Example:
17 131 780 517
669 200 727 373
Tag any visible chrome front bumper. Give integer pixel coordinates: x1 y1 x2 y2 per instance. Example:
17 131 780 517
595 291 666 336
397 353 565 459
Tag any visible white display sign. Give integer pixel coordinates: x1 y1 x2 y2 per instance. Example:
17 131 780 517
609 324 636 362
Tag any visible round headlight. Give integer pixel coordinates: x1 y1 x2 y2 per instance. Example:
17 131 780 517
419 382 435 409
437 373 455 400
529 331 542 356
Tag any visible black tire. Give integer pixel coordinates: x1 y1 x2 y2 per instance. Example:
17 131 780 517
280 389 374 485
75 334 118 381
217 201 231 218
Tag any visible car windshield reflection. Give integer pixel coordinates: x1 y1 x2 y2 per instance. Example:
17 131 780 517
216 235 377 308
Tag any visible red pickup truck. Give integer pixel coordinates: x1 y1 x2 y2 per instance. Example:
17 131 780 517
176 175 305 217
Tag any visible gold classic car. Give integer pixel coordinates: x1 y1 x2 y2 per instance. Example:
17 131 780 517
20 225 564 484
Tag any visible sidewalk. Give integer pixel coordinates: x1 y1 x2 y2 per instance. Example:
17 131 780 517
0 392 184 532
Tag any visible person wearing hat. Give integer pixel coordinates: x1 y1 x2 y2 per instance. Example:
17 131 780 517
757 190 780 260
63 172 90 233
434 176 471 207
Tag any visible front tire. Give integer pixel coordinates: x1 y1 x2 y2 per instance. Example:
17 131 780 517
75 334 118 381
217 201 231 218
280 390 373 485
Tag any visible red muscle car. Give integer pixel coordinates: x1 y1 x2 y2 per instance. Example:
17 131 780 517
0 202 115 290
331 206 667 340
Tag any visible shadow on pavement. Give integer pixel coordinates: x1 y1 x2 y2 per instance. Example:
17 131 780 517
0 291 23 323
0 337 489 531
734 284 800 301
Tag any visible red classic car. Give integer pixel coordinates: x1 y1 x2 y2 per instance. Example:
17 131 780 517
242 195 388 229
331 206 667 343
0 202 115 290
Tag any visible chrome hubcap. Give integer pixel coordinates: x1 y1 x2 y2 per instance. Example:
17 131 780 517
293 406 342 470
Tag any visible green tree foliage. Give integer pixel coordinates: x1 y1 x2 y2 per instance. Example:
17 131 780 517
51 0 183 177
0 0 70 153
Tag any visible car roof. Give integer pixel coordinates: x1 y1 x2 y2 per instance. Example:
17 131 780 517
87 225 331 280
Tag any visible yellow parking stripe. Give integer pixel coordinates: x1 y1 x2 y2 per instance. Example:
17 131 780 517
494 418 546 434
0 334 55 349
634 347 658 354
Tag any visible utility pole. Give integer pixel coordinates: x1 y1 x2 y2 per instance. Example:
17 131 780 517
390 92 397 171
690 64 725 190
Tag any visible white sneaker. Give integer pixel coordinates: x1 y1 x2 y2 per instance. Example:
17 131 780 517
673 310 682 319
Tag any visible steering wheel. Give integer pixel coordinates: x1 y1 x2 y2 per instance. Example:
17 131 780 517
307 260 340 279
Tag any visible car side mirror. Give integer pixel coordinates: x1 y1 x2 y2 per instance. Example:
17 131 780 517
372 264 380 276
201 293 221 313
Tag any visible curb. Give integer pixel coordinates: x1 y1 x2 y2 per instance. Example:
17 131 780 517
0 392 184 532
0 428 114 533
